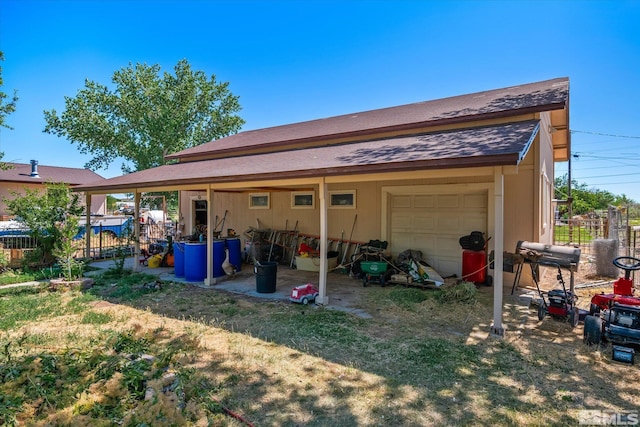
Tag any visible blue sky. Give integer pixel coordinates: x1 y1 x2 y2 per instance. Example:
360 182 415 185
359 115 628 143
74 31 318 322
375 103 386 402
1 0 640 200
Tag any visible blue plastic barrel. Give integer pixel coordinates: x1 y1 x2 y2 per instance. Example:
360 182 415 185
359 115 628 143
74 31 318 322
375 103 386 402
226 238 242 272
184 242 206 282
173 242 185 277
213 239 226 278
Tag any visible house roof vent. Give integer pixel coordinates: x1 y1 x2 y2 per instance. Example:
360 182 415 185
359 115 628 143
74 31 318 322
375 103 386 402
30 160 40 178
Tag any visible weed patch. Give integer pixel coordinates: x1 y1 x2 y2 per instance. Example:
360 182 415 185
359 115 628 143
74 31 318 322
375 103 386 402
0 290 66 329
437 281 477 303
81 311 113 325
387 286 434 308
90 271 160 301
0 270 637 425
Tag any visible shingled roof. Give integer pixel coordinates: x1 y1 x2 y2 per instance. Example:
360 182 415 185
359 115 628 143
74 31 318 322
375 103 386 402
168 77 568 161
74 120 541 193
0 161 105 186
74 77 569 193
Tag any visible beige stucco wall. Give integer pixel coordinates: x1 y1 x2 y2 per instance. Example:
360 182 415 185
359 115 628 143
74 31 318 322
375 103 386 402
538 111 557 244
0 182 106 217
501 115 556 285
179 174 496 246
176 124 554 285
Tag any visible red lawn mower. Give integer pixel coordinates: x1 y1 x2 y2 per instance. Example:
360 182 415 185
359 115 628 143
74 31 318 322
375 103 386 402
589 256 640 314
536 263 582 328
584 256 640 364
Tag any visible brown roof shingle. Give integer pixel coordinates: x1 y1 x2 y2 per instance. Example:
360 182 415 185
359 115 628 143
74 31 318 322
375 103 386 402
74 120 540 193
168 77 567 160
0 162 105 186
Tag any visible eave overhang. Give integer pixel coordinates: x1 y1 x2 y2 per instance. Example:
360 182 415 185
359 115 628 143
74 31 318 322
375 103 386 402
74 120 540 194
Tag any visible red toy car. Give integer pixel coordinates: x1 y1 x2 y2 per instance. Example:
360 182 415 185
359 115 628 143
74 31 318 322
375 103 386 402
290 283 319 305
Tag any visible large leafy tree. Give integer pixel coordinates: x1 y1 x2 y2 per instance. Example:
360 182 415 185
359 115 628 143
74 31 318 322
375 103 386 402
554 174 635 217
43 59 245 173
0 51 18 130
4 182 84 266
0 51 18 170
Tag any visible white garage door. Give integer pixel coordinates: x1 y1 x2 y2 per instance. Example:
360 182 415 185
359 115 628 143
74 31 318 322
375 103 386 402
389 191 488 278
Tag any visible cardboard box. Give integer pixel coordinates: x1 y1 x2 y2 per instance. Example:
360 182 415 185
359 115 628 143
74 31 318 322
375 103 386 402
295 256 338 272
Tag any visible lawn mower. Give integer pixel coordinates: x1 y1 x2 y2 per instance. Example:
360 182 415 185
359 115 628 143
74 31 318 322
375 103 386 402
589 256 640 314
535 263 581 328
584 303 640 364
583 256 640 364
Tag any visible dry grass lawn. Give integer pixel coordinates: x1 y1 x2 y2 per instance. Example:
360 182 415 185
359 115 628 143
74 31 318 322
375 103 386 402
0 261 638 426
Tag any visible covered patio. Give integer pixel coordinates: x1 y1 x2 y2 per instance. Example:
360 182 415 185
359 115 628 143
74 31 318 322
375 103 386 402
88 255 480 320
74 78 571 337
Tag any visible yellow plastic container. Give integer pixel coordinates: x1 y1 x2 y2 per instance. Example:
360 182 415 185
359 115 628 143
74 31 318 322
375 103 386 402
147 254 162 268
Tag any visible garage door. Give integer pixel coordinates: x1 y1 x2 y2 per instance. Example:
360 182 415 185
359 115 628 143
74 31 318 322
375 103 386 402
389 191 487 278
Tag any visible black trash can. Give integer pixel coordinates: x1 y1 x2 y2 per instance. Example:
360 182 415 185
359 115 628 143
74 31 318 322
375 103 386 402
255 261 278 293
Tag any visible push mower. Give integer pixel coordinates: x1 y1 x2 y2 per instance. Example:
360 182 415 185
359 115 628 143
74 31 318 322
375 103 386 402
535 263 582 328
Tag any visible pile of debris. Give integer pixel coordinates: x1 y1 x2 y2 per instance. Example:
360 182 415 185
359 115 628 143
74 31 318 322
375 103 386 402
341 242 445 288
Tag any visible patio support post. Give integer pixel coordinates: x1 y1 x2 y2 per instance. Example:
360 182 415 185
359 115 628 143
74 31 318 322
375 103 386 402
84 193 91 259
205 188 214 286
491 169 505 337
177 191 183 239
133 192 141 272
317 178 329 305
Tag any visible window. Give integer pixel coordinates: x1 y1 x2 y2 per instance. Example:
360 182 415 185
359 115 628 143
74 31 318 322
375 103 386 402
249 192 270 209
194 199 208 227
329 190 356 209
291 191 315 209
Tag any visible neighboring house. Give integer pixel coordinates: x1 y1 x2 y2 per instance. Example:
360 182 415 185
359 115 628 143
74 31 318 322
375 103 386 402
0 160 107 217
74 77 571 336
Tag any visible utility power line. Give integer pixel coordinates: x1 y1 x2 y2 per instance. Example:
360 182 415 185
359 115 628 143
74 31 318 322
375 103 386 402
571 130 640 139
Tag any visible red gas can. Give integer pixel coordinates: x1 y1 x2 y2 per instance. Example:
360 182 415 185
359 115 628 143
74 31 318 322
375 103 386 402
462 249 486 284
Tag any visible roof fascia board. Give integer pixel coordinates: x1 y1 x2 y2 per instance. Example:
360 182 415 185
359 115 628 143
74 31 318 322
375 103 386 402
0 179 86 186
82 183 211 195
518 121 540 163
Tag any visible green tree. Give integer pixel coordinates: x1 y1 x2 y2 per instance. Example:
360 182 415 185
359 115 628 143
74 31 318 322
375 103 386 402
106 194 118 213
43 59 244 174
4 183 84 266
0 51 18 170
52 213 84 280
554 174 637 217
0 51 18 130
